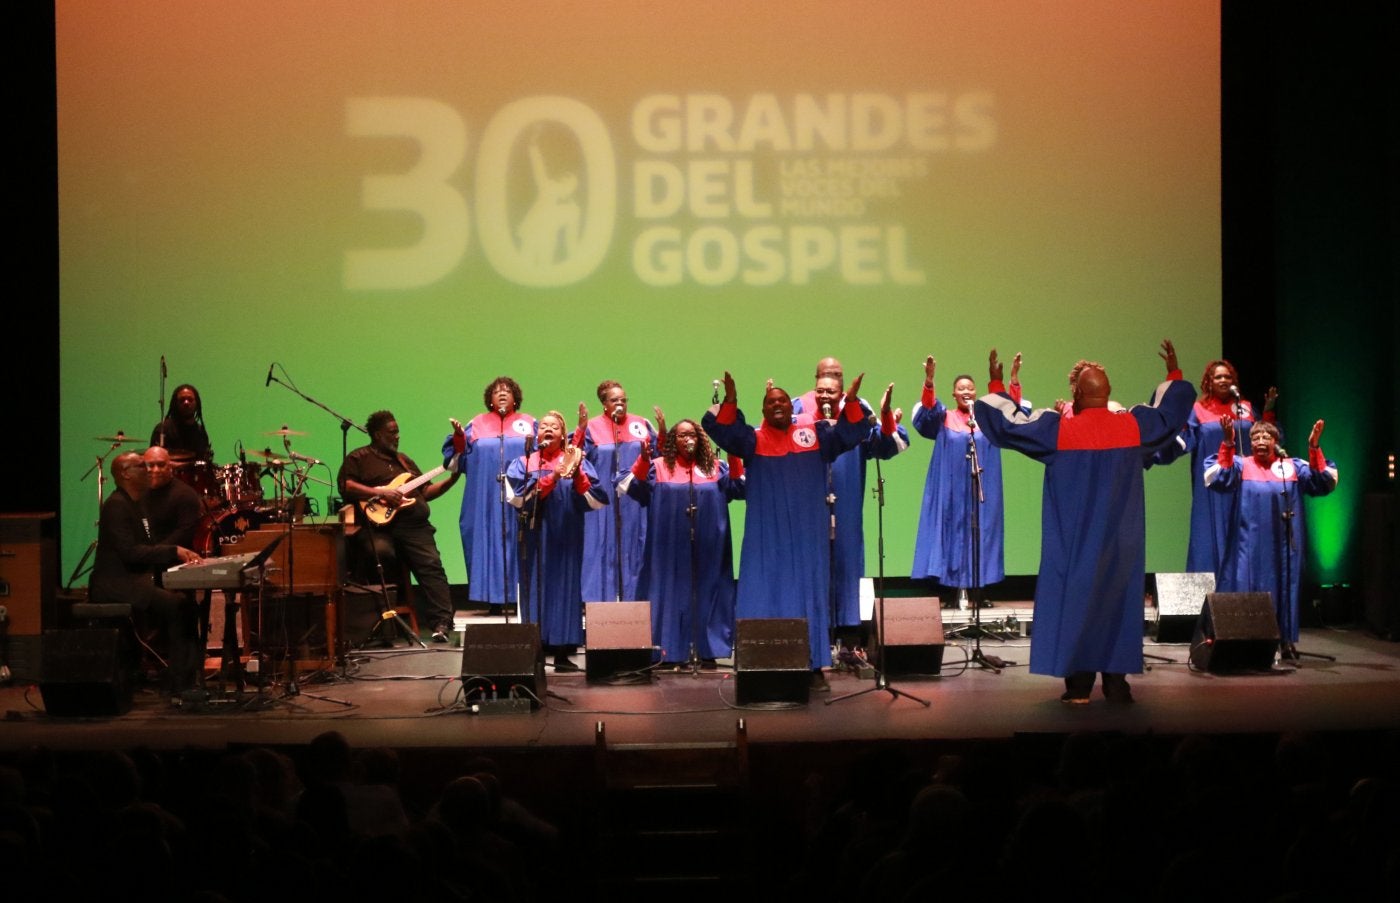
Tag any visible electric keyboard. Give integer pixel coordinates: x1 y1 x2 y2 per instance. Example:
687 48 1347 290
163 551 265 590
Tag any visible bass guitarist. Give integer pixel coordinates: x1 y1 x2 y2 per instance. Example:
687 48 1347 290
338 409 461 643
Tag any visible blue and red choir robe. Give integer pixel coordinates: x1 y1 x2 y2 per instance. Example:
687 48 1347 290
506 448 608 647
792 392 908 627
1154 396 1275 575
975 375 1195 677
442 411 537 604
702 399 872 669
910 383 1024 589
581 412 657 602
1204 443 1337 643
620 454 745 662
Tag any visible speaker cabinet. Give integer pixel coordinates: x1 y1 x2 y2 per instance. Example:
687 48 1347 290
734 618 809 705
461 623 545 706
1 512 56 682
39 628 134 716
1152 572 1216 642
1190 592 1279 672
585 601 653 682
872 597 945 675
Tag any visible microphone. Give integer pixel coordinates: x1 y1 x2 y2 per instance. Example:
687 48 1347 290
612 403 625 423
1229 384 1241 399
712 379 720 404
265 363 274 387
239 441 247 466
497 404 507 417
821 403 833 419
288 450 322 466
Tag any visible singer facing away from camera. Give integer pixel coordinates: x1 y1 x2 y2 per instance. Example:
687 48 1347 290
975 341 1194 705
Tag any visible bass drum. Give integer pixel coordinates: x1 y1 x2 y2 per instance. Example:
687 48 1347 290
173 460 220 504
216 463 264 507
192 507 264 557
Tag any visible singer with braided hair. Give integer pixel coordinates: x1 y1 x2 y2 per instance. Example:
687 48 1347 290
620 417 744 667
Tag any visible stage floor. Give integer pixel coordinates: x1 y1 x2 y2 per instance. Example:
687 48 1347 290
4 618 1398 755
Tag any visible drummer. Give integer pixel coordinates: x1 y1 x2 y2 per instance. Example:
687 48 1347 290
151 383 215 463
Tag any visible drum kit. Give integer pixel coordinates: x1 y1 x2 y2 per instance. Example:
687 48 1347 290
88 426 331 557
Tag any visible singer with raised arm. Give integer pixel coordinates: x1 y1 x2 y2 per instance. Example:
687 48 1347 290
341 410 460 642
89 452 203 702
975 340 1195 704
910 350 1025 607
443 377 537 616
506 409 609 672
1153 359 1279 575
702 370 872 692
581 380 658 602
1204 415 1336 655
792 356 908 663
620 416 745 668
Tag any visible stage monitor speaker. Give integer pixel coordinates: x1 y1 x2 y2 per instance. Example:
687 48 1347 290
584 601 654 682
734 618 809 705
873 597 945 675
39 628 134 716
1190 592 1279 673
1152 572 1215 642
461 623 545 706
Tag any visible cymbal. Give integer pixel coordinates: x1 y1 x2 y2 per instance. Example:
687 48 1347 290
94 433 139 443
263 427 307 437
249 449 289 464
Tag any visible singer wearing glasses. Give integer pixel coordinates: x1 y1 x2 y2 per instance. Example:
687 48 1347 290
1151 359 1278 575
580 380 658 603
444 377 537 614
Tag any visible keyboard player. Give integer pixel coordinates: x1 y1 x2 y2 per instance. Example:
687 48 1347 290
88 452 203 702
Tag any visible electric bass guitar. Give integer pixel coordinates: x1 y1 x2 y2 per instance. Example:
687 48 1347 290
363 466 446 525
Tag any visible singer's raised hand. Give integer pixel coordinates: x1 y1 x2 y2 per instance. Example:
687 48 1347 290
1010 352 1022 385
845 371 865 406
1308 419 1324 448
1219 413 1235 445
577 402 589 432
653 405 666 437
989 348 1003 383
880 382 894 417
923 355 936 385
1264 386 1278 413
449 417 466 455
722 371 737 404
1160 338 1178 374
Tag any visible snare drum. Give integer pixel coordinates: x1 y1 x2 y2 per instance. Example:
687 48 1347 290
216 463 264 506
173 460 219 504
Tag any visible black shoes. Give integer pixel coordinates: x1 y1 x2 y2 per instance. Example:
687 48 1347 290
431 623 451 644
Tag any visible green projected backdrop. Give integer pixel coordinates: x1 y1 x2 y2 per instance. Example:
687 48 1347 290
57 1 1222 588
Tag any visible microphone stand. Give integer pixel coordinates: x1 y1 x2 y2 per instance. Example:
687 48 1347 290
1276 459 1333 665
66 437 126 590
515 437 537 629
613 414 626 601
265 365 366 465
496 408 515 622
157 355 167 448
681 463 702 675
828 449 930 707
960 410 1012 672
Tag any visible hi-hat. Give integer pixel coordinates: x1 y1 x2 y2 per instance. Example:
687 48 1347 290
94 433 139 443
263 427 307 437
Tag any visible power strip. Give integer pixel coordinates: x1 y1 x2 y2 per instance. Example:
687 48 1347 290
470 698 532 716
